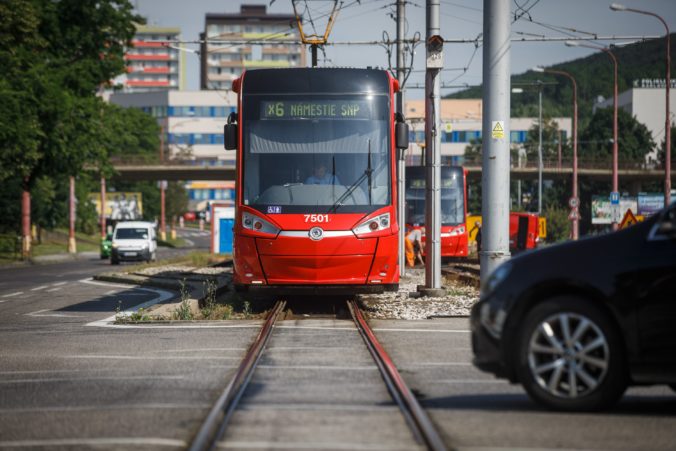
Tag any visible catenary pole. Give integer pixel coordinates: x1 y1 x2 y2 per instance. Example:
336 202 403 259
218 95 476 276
610 3 671 206
21 178 31 259
538 83 543 215
481 0 511 282
422 0 443 295
100 177 107 239
396 0 407 278
68 176 77 254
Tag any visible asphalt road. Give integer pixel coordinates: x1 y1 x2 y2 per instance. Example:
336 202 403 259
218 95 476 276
0 227 211 298
1 227 674 450
371 319 676 451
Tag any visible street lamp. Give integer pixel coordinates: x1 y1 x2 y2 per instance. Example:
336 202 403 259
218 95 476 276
566 40 620 229
611 3 671 207
534 66 579 240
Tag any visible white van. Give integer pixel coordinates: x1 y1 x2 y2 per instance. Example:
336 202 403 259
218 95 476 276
111 221 157 264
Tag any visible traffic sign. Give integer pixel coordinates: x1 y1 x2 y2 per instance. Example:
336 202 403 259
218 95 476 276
426 35 444 69
568 197 579 209
619 209 638 229
610 191 620 205
568 209 579 221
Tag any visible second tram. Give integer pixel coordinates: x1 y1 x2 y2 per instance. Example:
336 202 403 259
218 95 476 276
405 165 469 258
225 68 408 295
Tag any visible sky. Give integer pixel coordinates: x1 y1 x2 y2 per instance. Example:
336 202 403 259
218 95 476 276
133 0 676 99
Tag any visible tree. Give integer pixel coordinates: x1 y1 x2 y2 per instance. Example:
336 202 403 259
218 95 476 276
165 182 189 231
0 0 142 253
522 118 570 165
656 125 676 169
579 107 655 166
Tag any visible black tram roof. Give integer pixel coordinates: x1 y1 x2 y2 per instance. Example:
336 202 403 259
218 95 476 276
241 68 391 95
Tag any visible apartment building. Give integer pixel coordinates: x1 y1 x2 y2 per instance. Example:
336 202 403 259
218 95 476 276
200 4 305 91
120 25 184 92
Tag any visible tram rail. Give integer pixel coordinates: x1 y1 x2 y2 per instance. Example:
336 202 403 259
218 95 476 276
189 299 448 451
188 300 286 451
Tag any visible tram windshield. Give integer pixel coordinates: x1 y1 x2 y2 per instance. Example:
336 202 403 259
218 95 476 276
242 95 391 214
406 168 465 226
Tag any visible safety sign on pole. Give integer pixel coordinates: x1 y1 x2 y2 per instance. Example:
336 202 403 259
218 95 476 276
491 121 505 139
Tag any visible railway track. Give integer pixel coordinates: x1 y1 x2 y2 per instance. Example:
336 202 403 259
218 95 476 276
189 299 448 451
441 261 481 289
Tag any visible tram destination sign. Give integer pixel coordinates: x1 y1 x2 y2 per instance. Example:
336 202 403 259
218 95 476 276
261 100 372 120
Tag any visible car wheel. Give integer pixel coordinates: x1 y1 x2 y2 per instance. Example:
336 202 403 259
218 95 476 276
516 297 627 411
669 384 676 393
111 258 119 265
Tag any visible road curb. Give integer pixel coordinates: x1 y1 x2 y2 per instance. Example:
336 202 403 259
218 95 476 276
93 267 232 319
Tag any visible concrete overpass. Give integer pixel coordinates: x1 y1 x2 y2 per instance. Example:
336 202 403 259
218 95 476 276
107 164 236 181
101 162 673 184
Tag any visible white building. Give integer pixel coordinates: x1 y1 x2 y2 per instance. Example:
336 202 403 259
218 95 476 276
595 80 676 152
405 99 572 165
109 90 237 163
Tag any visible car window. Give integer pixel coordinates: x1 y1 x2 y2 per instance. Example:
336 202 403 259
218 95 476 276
649 204 676 241
115 228 149 240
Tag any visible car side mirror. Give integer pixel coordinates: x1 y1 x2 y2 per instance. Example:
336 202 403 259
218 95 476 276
395 113 409 150
224 112 238 150
657 217 676 238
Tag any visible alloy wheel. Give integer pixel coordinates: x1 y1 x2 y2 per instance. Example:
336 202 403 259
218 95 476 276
528 312 609 399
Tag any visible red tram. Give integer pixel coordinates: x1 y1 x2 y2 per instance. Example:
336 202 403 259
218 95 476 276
405 165 468 258
224 68 409 295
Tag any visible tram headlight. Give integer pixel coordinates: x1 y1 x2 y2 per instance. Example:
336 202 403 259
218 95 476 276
241 212 280 236
353 213 391 236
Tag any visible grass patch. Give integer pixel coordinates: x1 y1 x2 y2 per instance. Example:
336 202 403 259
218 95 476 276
157 237 188 248
31 241 98 257
119 251 227 273
172 280 194 320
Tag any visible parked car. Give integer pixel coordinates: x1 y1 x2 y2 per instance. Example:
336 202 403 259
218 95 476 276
471 202 676 411
100 233 113 259
111 221 157 265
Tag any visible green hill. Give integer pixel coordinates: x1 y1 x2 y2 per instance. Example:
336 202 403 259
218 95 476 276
446 34 675 129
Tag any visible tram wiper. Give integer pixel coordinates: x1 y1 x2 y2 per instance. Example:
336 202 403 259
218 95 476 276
328 140 373 213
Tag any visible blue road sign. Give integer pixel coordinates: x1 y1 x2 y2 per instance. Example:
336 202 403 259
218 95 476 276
610 191 620 205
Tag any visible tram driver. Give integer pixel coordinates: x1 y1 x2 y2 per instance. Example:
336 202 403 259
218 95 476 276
305 161 341 185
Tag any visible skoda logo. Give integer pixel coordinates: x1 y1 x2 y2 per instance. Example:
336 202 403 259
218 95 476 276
309 227 324 241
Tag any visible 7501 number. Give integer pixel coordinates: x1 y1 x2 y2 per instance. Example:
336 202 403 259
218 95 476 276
304 214 329 223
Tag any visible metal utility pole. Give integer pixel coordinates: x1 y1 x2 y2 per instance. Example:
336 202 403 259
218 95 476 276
610 3 671 206
100 177 107 239
535 66 580 240
68 176 77 254
21 178 31 259
538 82 543 215
481 0 511 281
160 181 167 241
420 0 445 297
396 0 407 278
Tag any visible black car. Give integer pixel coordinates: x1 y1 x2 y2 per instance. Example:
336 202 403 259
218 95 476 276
471 202 676 411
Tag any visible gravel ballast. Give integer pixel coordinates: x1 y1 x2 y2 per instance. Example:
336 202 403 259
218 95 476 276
359 268 479 319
